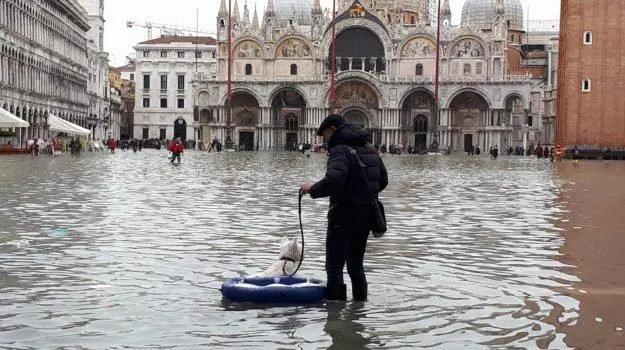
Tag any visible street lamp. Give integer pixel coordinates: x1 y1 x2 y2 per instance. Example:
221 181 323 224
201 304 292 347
225 0 234 150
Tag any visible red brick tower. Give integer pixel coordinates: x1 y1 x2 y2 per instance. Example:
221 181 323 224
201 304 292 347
556 0 625 148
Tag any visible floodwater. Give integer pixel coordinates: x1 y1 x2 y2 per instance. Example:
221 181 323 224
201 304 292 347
0 150 580 349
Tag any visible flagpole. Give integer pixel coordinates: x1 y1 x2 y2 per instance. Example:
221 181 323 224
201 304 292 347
434 0 442 153
329 0 337 111
226 0 233 149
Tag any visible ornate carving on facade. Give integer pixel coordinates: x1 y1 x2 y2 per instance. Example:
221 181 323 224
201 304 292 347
450 38 485 57
335 81 378 108
275 38 311 57
234 40 263 58
400 37 436 58
198 91 210 106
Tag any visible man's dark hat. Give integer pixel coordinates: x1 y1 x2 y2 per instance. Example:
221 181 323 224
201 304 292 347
316 114 345 136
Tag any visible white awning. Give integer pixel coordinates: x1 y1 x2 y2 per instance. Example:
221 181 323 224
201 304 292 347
48 114 91 136
0 107 30 128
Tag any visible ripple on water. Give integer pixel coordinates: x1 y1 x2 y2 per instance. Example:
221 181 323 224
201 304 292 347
0 151 577 349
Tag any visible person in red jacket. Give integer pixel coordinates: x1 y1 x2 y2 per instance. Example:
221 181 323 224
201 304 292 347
169 137 184 164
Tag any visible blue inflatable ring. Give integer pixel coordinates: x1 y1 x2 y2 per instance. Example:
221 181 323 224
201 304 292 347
220 276 326 303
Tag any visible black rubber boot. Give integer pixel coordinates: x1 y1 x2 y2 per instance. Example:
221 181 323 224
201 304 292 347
326 283 347 301
352 281 368 301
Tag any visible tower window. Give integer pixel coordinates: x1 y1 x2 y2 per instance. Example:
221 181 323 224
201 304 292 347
219 19 225 28
290 64 297 75
584 31 592 45
245 64 252 75
582 79 591 92
415 63 423 76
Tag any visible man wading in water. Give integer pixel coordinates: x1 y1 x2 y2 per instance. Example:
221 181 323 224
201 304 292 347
300 114 388 301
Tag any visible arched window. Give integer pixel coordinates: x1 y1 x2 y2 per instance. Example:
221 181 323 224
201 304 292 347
219 19 225 28
285 114 298 131
511 34 515 42
463 63 471 76
584 31 592 45
412 116 428 133
290 64 297 75
245 63 252 75
582 78 591 92
415 63 423 76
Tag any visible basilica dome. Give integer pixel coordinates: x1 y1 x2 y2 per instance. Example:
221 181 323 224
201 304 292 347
461 0 524 32
274 0 314 27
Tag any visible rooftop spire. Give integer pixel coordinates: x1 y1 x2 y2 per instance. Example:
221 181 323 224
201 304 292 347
252 3 259 29
243 0 250 24
495 0 504 15
312 0 322 15
233 0 241 23
265 0 275 17
442 0 451 16
218 0 228 17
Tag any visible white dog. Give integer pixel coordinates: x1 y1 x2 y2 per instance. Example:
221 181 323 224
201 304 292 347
261 236 303 277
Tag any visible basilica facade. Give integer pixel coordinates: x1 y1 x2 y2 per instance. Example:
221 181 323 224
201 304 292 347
193 0 541 152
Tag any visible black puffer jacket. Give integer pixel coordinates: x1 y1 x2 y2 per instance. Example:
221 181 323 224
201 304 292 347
309 123 388 225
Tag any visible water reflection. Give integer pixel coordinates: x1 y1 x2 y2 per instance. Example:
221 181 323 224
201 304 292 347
0 151 578 348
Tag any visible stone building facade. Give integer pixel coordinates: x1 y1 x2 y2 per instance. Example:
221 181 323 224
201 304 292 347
132 36 217 141
78 0 110 140
193 0 551 152
557 0 625 148
0 0 91 143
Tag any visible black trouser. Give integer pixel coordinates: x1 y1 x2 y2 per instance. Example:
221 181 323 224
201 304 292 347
171 152 181 163
325 215 370 301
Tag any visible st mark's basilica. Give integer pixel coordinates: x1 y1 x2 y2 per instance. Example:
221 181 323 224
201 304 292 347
193 0 539 152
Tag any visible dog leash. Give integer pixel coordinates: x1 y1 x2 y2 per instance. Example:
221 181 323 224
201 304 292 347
286 189 306 277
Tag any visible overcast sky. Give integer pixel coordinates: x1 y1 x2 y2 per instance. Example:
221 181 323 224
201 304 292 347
104 0 560 66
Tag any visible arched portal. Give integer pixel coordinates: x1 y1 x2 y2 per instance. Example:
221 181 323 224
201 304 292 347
332 27 385 72
335 80 379 143
449 90 490 153
271 88 306 150
174 117 187 140
231 91 260 150
401 89 436 151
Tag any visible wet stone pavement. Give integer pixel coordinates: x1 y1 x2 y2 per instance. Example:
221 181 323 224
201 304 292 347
0 150 580 349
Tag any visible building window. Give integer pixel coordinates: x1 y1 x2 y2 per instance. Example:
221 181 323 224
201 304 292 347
195 51 202 58
143 98 150 108
177 98 184 108
160 128 166 140
245 64 252 75
143 51 150 57
143 74 150 89
410 16 415 24
463 63 472 76
160 98 168 108
142 127 149 139
584 31 592 45
130 73 134 81
160 51 167 58
415 63 423 76
178 51 185 58
527 115 533 127
582 79 591 92
160 75 167 89
290 64 297 75
476 62 483 74
219 19 225 28
511 34 515 42
177 75 185 89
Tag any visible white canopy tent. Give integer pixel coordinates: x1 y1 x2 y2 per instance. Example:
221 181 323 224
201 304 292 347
0 107 29 148
0 107 29 128
48 114 91 136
